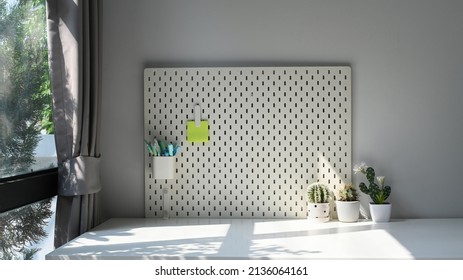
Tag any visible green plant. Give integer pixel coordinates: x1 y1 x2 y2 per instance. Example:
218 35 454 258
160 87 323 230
0 0 51 176
354 163 391 204
0 198 52 260
307 182 330 203
337 183 359 201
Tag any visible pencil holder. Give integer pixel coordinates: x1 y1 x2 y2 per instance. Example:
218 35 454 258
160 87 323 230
153 156 176 180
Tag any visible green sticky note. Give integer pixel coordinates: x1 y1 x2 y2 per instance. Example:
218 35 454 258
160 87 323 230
187 120 209 143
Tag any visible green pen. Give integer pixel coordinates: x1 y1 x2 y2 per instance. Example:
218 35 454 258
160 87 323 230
152 138 161 156
158 140 166 156
144 140 156 156
168 143 174 156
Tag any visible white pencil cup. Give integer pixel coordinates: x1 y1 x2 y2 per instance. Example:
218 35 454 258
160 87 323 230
152 156 176 180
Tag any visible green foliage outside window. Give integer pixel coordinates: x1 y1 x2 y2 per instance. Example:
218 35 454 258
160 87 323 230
0 0 54 260
0 0 53 177
0 198 52 260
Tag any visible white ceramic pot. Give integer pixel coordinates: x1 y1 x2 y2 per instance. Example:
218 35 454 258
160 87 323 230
369 203 392 223
336 201 360 223
307 202 330 223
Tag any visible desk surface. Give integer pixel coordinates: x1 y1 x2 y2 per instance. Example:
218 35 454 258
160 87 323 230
46 218 463 260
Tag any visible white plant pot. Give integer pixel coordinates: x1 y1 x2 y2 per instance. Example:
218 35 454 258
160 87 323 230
336 201 360 223
369 203 392 223
307 202 330 223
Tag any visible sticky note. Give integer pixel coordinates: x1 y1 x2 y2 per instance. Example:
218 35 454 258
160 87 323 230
187 120 209 143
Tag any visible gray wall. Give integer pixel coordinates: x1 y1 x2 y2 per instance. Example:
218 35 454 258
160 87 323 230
101 0 463 220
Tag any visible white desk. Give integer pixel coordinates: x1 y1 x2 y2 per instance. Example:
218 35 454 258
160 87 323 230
46 218 463 260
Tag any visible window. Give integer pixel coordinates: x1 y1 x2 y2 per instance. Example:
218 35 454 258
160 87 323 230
0 0 57 260
0 0 56 178
0 197 56 260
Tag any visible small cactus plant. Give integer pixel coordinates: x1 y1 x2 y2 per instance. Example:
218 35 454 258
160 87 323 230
337 183 359 201
307 182 330 203
354 163 391 204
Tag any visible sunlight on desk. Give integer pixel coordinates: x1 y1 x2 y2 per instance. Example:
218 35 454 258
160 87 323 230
46 218 463 260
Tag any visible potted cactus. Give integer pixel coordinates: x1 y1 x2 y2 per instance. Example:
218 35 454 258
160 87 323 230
354 163 392 222
307 182 331 223
335 183 360 223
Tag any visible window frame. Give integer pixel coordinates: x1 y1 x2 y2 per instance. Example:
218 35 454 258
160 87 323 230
0 168 58 213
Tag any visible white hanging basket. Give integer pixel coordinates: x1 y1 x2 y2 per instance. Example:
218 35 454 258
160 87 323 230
153 156 176 180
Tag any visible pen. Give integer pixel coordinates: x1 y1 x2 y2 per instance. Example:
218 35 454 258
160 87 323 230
144 140 155 156
168 144 174 157
152 138 161 156
173 144 181 156
158 140 166 156
148 138 181 157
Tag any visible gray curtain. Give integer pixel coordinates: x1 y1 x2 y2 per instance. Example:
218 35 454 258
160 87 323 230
46 0 102 248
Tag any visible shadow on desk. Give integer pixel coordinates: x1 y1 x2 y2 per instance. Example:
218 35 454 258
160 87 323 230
46 218 463 260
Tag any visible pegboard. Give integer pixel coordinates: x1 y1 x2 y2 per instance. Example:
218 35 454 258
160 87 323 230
144 66 351 218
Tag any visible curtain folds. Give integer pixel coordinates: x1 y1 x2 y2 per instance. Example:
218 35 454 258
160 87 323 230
46 0 102 248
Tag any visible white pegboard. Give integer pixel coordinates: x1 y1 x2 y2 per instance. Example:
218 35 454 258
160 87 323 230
144 66 351 218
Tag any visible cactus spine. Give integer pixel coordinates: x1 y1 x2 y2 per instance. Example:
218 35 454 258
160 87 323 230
338 184 359 201
307 182 330 203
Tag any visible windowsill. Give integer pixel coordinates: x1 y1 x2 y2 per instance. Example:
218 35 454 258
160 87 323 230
46 218 463 260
